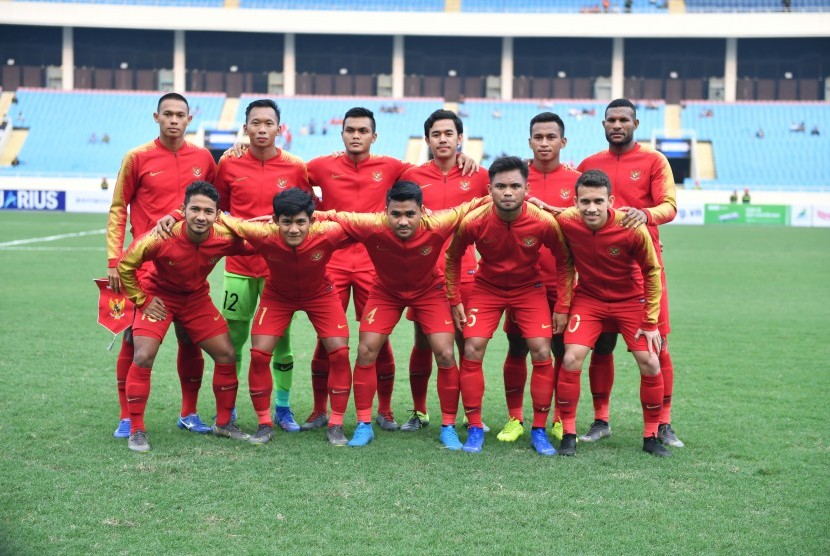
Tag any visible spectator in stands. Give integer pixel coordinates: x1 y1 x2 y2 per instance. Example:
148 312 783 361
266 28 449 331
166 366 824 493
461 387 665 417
742 189 751 204
790 121 806 133
755 128 765 139
811 125 820 136
89 133 98 144
102 133 111 145
309 118 317 135
699 109 714 118
783 0 791 12
625 0 633 13
101 177 109 190
15 111 24 126
729 190 738 204
11 156 20 167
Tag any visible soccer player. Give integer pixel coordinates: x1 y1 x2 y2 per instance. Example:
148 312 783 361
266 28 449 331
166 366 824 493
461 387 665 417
214 99 313 432
445 156 574 455
497 112 582 443
553 170 670 458
214 188 354 446
397 109 489 432
106 92 217 439
576 98 682 448
117 181 252 452
318 181 490 450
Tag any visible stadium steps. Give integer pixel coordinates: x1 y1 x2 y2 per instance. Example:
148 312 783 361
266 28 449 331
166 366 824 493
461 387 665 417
0 92 16 122
665 104 682 133
405 137 426 164
219 98 240 129
0 130 28 166
695 140 716 181
668 0 686 13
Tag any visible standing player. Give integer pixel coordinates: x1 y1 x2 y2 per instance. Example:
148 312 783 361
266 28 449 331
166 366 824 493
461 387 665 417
214 99 312 432
446 156 573 455
497 112 582 443
214 188 354 446
107 93 216 439
318 181 490 449
576 98 682 448
398 109 489 432
117 182 252 452
554 170 670 457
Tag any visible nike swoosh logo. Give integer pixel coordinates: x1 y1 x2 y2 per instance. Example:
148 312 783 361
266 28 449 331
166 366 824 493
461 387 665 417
219 385 236 391
541 324 552 329
149 171 164 177
420 183 433 189
127 397 141 402
234 176 248 182
337 324 348 329
375 244 391 251
331 389 349 394
444 320 453 325
646 404 661 410
464 408 477 414
331 174 342 179
214 315 221 321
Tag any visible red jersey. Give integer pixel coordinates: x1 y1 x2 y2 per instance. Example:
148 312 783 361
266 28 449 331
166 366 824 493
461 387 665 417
118 221 251 308
107 138 217 267
402 160 490 284
527 163 582 292
320 198 488 301
214 149 312 278
555 207 662 329
217 214 353 300
577 143 676 244
307 153 410 272
446 202 574 313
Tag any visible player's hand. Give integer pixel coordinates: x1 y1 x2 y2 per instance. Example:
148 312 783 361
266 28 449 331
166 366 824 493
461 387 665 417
451 303 466 332
143 297 167 321
634 328 662 355
528 196 563 215
154 215 177 239
107 266 122 294
552 312 567 335
223 142 248 158
456 152 480 176
618 206 647 229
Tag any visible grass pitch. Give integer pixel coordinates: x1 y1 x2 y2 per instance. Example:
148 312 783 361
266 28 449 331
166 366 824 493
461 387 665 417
0 212 828 555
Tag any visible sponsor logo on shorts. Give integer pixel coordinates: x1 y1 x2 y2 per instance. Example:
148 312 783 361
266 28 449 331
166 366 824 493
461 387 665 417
444 320 453 325
337 324 348 329
541 324 552 329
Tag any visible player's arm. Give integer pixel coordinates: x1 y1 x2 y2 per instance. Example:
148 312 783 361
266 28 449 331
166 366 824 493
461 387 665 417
445 220 474 330
632 225 663 332
312 210 380 243
543 214 575 331
106 152 138 293
117 231 162 310
426 196 492 236
620 153 677 228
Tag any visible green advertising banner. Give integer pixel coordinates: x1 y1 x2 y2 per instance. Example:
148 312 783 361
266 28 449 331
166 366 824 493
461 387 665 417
704 204 790 226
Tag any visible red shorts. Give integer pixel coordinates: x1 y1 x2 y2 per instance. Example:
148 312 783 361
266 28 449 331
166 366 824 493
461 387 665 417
503 288 556 335
463 281 551 340
406 280 473 323
596 267 669 336
252 286 349 339
361 283 454 336
328 266 375 321
565 294 652 351
131 290 227 345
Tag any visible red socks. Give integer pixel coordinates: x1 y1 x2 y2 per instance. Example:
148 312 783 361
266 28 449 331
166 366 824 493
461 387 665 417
459 359 485 428
659 348 674 425
408 346 433 414
249 348 274 426
310 340 331 416
126 363 152 433
375 341 395 415
116 340 134 420
588 352 614 422
502 354 528 421
326 347 351 426
556 368 582 435
530 358 554 428
640 372 664 438
436 363 460 426
212 362 238 427
176 341 204 417
352 362 377 423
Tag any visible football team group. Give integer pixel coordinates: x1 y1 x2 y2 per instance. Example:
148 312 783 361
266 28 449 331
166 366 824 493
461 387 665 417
106 92 684 458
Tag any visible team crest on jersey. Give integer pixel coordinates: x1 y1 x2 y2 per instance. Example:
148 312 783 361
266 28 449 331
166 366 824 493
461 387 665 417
521 236 538 247
630 170 642 181
560 189 571 200
310 250 324 262
419 246 433 256
209 257 219 265
459 180 471 191
109 297 128 319
277 178 288 189
192 166 203 177
372 171 383 182
607 246 621 257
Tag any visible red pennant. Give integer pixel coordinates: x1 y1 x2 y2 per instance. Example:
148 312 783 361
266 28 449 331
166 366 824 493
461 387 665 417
94 278 135 334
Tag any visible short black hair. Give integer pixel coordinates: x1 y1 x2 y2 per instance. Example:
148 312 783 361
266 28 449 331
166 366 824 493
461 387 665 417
575 169 612 195
157 92 189 113
386 181 423 207
529 112 565 137
245 99 280 124
605 98 637 119
272 187 315 218
423 109 463 137
343 107 376 132
488 156 528 183
184 180 219 206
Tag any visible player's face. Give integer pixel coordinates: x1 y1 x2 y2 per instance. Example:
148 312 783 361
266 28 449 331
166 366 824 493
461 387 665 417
386 199 422 240
342 117 376 156
154 99 192 141
184 194 218 237
426 119 461 161
489 169 527 214
529 121 566 162
575 185 614 230
277 213 312 247
244 106 280 149
603 107 638 147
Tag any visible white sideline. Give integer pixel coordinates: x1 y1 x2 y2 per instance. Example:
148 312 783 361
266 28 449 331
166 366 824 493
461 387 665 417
0 229 105 248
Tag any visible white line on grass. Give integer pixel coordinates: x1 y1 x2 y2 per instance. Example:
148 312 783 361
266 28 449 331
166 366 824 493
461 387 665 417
0 246 106 252
0 229 106 248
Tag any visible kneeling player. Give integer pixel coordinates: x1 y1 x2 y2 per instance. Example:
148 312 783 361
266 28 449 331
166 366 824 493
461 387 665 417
554 170 670 457
117 182 253 452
